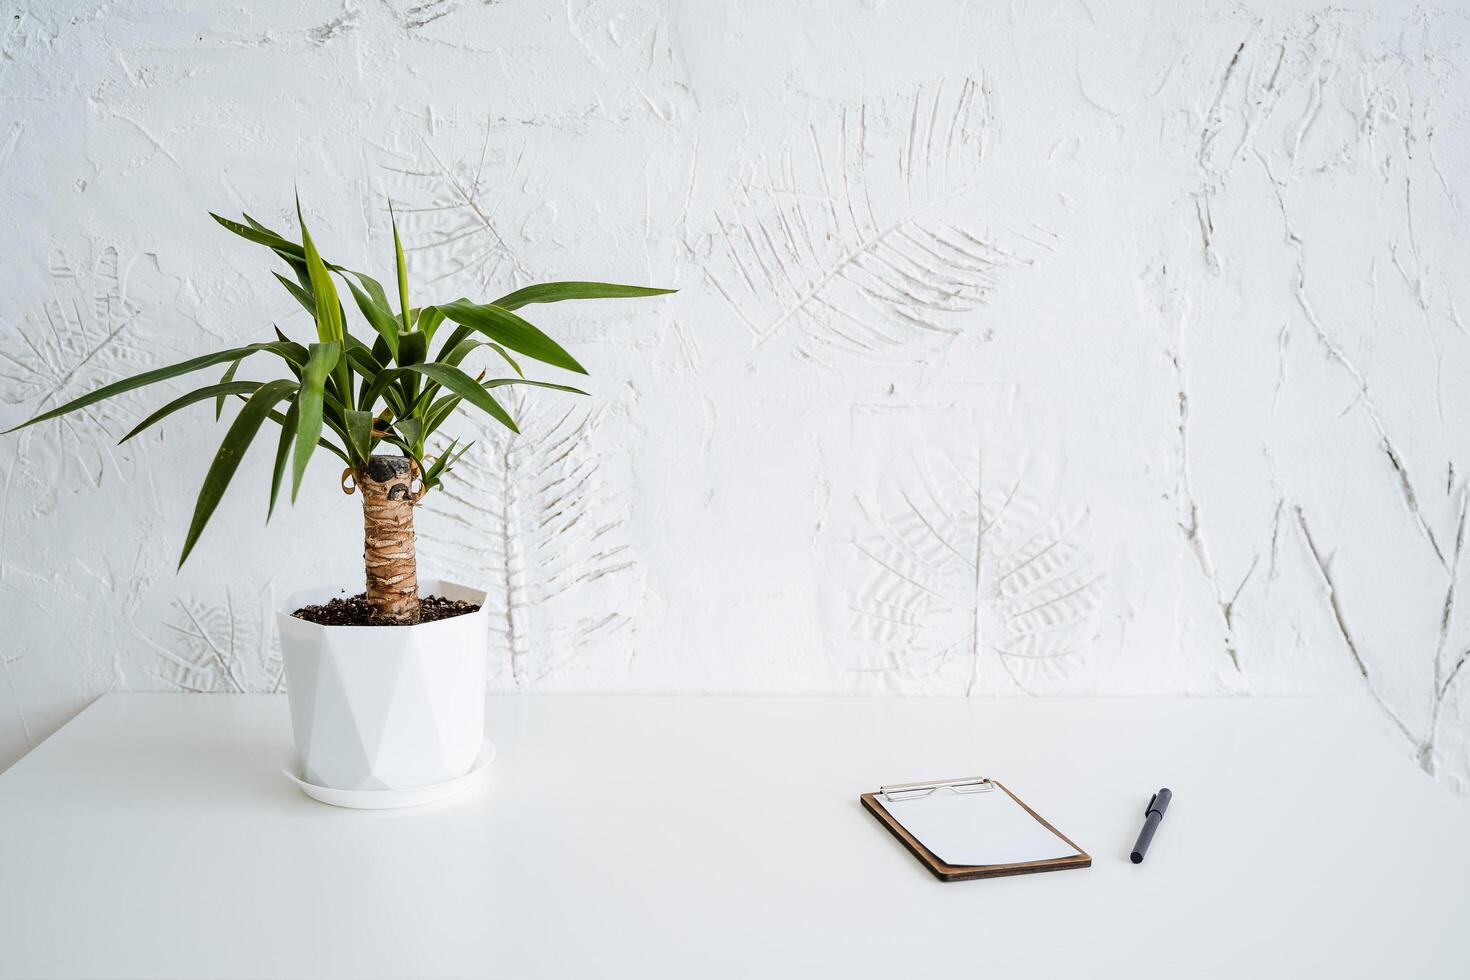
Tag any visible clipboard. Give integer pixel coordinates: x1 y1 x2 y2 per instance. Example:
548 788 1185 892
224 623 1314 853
861 776 1091 882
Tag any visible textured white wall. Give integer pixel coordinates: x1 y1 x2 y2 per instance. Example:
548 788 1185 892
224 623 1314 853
2 1 1469 789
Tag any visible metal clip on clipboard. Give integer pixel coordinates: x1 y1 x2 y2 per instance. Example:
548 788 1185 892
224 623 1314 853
879 775 995 802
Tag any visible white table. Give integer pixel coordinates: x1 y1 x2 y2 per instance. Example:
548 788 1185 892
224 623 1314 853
1 694 1467 979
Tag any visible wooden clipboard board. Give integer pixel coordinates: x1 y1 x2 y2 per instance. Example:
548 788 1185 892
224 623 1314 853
861 779 1091 882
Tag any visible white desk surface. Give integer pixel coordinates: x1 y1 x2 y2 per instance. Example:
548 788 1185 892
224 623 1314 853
1 694 1467 979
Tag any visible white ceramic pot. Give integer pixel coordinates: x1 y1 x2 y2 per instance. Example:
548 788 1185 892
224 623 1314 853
277 579 488 792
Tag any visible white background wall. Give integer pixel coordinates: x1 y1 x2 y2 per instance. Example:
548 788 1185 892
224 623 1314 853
2 0 1469 789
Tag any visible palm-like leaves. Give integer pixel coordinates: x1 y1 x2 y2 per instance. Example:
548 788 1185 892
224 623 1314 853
3 199 674 566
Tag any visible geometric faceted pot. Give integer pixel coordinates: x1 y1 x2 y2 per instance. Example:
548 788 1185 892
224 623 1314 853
278 579 488 792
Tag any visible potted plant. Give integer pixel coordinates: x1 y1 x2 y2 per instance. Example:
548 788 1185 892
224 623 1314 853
5 198 671 802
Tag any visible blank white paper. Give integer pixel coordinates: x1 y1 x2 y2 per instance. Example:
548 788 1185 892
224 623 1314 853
876 787 1080 867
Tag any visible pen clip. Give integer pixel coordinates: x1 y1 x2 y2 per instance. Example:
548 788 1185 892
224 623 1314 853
1145 792 1158 815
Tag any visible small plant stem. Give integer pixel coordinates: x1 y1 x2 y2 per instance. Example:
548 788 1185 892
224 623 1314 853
359 455 421 624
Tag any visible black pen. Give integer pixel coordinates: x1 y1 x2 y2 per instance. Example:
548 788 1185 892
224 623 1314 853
1130 788 1171 863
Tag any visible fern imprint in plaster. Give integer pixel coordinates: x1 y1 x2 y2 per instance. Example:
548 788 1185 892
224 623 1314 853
835 398 1104 695
711 77 1035 366
416 392 644 686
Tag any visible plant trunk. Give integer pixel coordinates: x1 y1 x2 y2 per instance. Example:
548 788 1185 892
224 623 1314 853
359 455 421 624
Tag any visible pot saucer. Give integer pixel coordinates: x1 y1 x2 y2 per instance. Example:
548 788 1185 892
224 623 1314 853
283 738 495 809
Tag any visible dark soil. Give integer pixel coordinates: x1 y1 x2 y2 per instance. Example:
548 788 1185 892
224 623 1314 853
292 593 481 626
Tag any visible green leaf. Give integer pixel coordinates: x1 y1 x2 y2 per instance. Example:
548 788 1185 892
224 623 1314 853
438 338 522 378
391 203 411 333
240 213 278 235
292 341 341 501
422 439 456 488
269 330 308 381
295 197 344 346
482 378 589 396
295 198 354 406
393 416 424 454
179 379 298 567
209 213 304 258
396 331 428 367
344 409 375 464
376 433 413 457
352 270 391 311
358 363 408 419
2 342 302 434
344 337 381 385
395 330 429 409
422 393 461 437
416 306 446 343
422 439 474 494
371 333 392 366
340 274 400 359
321 373 349 417
215 359 242 420
265 339 309 371
423 439 457 485
439 337 480 369
491 281 676 312
363 334 391 407
433 300 587 374
401 362 519 433
280 256 313 297
121 380 272 444
382 386 407 420
486 342 523 377
264 407 348 464
272 271 315 316
268 401 299 520
319 410 356 457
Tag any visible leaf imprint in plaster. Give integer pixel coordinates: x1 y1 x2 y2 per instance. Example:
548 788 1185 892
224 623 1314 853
711 76 1036 366
416 391 644 686
835 397 1104 695
135 587 284 694
0 247 162 495
377 115 544 295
